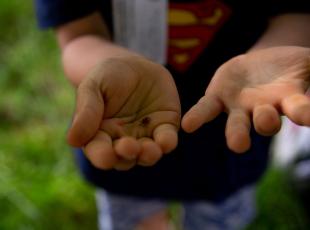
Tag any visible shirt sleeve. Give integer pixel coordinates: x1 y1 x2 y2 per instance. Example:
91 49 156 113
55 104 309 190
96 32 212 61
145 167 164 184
266 0 310 16
35 0 99 29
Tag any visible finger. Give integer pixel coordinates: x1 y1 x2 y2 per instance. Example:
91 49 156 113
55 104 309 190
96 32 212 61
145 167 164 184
153 124 178 153
225 110 251 153
253 104 281 136
114 136 141 160
83 131 117 170
137 138 163 166
281 94 310 126
114 158 136 171
182 95 223 133
67 80 104 147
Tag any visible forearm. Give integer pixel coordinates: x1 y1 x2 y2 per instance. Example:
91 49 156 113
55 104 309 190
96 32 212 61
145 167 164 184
250 13 310 51
61 35 135 86
56 12 139 87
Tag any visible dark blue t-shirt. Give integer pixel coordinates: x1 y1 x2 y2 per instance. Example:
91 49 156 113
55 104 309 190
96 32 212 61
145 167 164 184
35 0 310 201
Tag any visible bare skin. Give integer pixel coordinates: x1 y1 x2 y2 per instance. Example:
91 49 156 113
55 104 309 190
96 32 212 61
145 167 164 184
182 46 310 153
56 12 310 230
68 55 181 170
57 13 310 169
135 210 171 230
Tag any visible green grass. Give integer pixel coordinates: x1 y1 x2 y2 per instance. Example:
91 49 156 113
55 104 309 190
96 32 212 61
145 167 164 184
247 168 310 230
0 1 309 229
0 1 97 229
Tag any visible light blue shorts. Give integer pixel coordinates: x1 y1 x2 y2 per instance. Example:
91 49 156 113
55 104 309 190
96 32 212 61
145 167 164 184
96 185 256 230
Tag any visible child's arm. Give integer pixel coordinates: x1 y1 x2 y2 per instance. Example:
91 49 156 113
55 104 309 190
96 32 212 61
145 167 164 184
182 14 310 153
56 13 181 170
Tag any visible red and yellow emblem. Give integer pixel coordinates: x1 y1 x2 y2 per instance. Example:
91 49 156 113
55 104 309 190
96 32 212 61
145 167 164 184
168 0 231 72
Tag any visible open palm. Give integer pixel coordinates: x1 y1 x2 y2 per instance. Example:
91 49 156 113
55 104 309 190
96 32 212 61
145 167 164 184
68 56 181 170
182 46 310 153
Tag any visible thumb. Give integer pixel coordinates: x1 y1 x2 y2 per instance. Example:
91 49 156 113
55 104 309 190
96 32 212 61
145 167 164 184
67 79 104 147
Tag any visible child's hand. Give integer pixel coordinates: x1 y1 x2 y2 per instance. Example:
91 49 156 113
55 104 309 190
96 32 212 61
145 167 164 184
182 46 310 153
67 55 181 170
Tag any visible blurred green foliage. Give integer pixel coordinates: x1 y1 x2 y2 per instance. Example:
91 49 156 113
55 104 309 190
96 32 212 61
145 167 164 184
0 0 309 230
0 0 97 229
248 169 310 230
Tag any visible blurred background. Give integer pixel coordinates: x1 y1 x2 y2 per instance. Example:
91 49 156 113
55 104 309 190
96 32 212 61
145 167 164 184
0 1 309 229
0 1 97 229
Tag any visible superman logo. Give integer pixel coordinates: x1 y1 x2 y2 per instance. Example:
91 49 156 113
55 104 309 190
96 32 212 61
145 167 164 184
168 0 231 72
